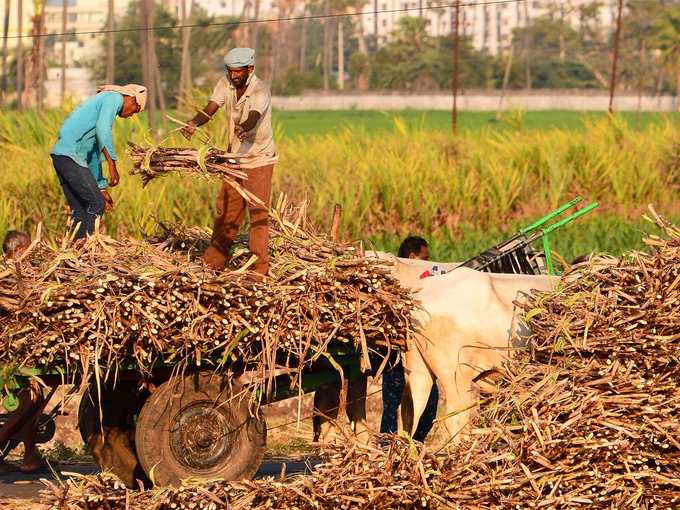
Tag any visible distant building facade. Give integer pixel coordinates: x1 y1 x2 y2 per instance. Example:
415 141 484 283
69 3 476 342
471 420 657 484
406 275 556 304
360 0 619 55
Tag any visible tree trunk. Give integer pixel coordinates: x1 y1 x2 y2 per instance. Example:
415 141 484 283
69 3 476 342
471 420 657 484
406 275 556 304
179 0 192 107
37 0 46 110
1 0 10 106
322 1 330 90
452 0 460 133
252 0 260 50
575 53 609 88
60 0 67 104
522 0 531 90
337 19 344 90
140 0 156 132
352 5 368 90
558 4 565 63
676 48 680 112
236 0 249 46
16 0 22 108
146 0 165 114
27 0 45 109
497 44 514 119
636 39 643 127
355 7 367 55
106 0 114 82
299 16 307 72
655 65 665 97
607 0 623 115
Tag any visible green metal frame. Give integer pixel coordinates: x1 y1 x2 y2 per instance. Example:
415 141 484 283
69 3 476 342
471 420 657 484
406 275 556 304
525 198 599 275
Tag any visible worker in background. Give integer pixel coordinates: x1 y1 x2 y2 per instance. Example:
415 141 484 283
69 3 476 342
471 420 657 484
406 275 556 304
51 84 146 240
181 47 277 277
380 236 440 442
0 230 47 474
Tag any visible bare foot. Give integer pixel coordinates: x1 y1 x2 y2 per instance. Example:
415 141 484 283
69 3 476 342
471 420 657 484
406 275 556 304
19 456 50 474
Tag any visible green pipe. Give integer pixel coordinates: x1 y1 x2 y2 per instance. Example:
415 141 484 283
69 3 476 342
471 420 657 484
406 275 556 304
542 234 555 275
542 202 599 235
520 196 582 234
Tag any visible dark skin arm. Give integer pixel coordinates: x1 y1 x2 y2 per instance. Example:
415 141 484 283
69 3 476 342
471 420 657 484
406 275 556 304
102 147 119 187
234 111 261 141
181 101 220 140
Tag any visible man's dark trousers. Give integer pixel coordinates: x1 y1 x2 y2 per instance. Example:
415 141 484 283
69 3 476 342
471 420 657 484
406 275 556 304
380 364 439 442
51 155 105 239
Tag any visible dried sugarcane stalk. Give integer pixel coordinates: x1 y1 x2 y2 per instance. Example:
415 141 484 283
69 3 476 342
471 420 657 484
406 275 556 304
0 201 416 402
38 210 680 509
127 143 265 207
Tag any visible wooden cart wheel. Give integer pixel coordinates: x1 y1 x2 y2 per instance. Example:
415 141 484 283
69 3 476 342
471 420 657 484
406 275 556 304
134 371 266 487
78 380 150 488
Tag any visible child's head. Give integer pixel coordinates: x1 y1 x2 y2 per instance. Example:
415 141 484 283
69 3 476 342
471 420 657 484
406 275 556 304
2 230 31 260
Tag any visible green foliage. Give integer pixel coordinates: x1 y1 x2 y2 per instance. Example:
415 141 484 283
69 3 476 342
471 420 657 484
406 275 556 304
348 52 370 86
0 108 677 265
89 4 238 107
369 17 496 90
272 69 324 96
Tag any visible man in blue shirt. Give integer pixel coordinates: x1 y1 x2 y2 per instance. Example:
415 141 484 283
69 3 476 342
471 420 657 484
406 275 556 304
51 84 146 239
381 236 440 442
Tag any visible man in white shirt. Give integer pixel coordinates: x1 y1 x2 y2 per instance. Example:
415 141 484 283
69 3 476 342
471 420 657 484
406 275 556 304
182 47 277 276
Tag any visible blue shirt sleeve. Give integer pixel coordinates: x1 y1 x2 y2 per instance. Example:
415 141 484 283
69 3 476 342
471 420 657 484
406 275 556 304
95 93 123 161
87 145 109 189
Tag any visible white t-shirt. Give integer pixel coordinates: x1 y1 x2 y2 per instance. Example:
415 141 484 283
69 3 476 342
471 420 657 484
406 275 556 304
210 74 278 169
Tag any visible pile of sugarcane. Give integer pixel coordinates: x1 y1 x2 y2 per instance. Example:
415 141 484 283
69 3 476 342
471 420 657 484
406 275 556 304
436 208 680 508
41 435 445 510
128 144 263 205
38 210 680 509
0 200 415 392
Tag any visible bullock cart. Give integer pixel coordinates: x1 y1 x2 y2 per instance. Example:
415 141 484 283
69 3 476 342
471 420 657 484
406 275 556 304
0 207 414 487
0 346 370 487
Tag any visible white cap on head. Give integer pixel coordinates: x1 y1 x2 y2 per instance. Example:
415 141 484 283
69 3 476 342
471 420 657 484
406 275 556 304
224 47 255 69
97 84 147 111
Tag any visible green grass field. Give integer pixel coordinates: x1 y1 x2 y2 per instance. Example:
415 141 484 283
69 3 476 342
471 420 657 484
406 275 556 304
0 108 678 265
273 110 680 138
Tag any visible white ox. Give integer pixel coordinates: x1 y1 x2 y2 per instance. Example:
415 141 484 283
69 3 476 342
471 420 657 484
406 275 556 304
313 251 559 443
400 267 558 441
366 251 559 440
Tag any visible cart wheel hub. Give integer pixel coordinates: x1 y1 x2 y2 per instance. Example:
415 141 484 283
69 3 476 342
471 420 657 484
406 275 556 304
170 402 235 470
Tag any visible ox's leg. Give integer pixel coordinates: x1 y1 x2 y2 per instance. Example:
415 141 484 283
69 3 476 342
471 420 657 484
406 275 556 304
313 383 341 443
432 357 479 446
346 371 370 443
401 348 435 439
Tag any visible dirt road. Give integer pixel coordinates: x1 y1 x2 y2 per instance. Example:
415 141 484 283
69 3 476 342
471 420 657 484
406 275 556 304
0 457 314 502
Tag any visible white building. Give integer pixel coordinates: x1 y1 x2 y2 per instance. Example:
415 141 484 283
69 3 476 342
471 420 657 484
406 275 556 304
360 0 619 55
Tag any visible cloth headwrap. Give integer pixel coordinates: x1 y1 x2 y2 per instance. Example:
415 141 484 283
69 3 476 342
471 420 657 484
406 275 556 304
97 84 147 111
224 47 255 69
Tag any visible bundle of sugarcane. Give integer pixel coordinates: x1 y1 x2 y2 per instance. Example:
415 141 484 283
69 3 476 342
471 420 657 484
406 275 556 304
127 143 264 206
0 201 415 393
41 435 446 510
437 208 680 508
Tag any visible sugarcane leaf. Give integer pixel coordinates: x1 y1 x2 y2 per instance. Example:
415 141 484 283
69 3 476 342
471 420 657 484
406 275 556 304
524 307 546 322
196 146 209 175
142 148 154 172
220 328 250 364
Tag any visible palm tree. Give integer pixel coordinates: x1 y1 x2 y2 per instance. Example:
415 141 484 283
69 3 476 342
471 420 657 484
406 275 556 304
651 4 680 109
178 0 192 106
16 0 22 108
1 0 10 106
61 0 68 104
106 0 114 83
